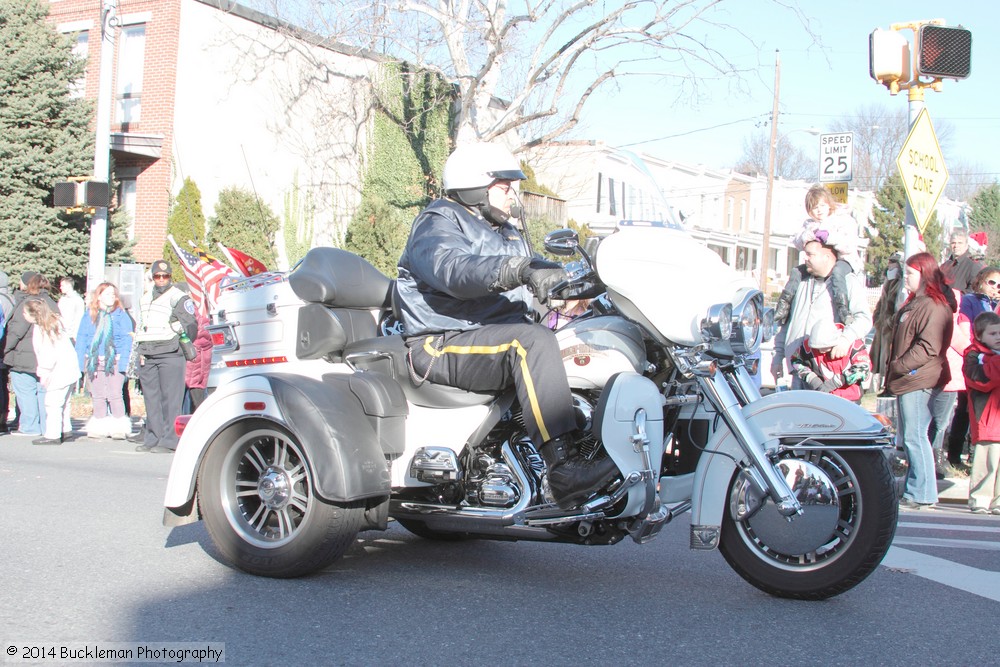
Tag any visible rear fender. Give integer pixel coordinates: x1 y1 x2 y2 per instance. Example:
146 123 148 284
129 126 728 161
689 390 890 544
163 373 392 520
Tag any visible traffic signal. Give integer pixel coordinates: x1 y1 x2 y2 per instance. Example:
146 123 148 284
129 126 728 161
52 180 110 209
869 28 910 86
916 25 972 80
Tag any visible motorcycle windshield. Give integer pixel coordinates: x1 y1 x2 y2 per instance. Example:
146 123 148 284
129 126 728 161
596 226 752 346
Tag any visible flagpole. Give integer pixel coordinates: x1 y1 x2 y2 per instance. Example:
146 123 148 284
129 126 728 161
217 243 245 276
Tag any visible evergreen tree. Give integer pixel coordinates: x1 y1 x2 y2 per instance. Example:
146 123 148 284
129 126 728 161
0 0 93 280
969 182 1000 264
865 171 942 285
163 178 206 274
343 196 410 277
106 207 135 265
208 186 280 270
283 171 314 268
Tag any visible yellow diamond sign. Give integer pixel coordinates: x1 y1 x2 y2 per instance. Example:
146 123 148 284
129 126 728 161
896 108 948 234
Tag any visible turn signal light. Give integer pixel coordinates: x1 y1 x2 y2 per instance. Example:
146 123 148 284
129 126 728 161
174 414 192 437
225 356 288 367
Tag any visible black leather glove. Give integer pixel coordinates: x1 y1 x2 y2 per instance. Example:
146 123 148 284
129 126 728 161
523 266 566 303
492 256 531 292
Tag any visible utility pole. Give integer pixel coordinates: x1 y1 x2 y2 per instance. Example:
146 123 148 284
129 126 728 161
759 50 781 294
87 0 117 293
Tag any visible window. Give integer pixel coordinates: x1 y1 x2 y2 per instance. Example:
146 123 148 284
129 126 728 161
596 172 602 213
735 247 758 272
708 244 730 264
69 31 89 98
608 177 616 216
727 197 734 230
116 24 146 124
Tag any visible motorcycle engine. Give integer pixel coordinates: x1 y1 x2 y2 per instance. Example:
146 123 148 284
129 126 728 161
469 454 521 507
469 393 600 508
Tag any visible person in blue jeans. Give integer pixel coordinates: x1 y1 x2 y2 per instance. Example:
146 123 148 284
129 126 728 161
886 253 957 509
3 273 58 436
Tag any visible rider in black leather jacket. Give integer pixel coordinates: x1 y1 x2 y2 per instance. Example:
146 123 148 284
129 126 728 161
394 142 617 509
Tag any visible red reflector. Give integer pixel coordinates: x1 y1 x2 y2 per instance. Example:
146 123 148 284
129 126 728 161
225 356 288 367
244 401 266 412
211 332 227 345
174 414 192 437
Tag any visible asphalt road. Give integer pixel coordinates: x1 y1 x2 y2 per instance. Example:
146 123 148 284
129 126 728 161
1 431 998 666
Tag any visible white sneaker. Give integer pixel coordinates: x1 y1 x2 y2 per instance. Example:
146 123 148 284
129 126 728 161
85 416 112 438
108 416 133 440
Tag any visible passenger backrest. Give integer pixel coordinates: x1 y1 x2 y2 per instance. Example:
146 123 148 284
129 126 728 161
289 247 392 308
296 304 378 361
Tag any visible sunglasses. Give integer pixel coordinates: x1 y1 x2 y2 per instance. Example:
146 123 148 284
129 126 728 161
153 273 171 279
491 180 515 195
988 279 1000 287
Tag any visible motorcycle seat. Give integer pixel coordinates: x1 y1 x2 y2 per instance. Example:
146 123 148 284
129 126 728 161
344 335 495 409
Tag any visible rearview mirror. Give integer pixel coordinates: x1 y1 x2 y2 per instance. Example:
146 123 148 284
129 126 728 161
544 228 579 256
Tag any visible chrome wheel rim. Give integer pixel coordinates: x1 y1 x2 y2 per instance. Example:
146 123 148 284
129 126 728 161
219 428 313 548
733 449 861 572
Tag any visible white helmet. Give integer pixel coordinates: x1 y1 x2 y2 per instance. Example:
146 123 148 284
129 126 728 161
442 142 525 193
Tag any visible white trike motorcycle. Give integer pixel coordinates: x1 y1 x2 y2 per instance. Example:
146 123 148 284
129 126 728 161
163 225 898 600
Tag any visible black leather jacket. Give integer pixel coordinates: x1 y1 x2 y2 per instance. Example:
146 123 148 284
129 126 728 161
395 198 533 336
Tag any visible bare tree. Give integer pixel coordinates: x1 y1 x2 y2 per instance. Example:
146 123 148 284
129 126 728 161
734 129 814 181
250 0 814 151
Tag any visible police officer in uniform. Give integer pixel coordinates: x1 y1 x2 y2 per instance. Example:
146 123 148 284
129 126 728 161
395 142 617 509
133 260 197 453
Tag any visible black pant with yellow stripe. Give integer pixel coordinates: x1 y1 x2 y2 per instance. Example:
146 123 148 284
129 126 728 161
405 323 576 447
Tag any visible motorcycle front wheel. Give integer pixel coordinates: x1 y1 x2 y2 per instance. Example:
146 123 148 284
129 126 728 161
718 447 898 600
198 419 364 578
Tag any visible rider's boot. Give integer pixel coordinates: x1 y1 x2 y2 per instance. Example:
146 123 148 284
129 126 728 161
540 434 618 510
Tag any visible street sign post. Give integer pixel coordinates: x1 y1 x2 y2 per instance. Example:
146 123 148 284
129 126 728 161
819 132 854 182
896 108 948 234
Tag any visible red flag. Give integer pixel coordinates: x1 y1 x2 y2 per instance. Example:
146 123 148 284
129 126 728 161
219 245 268 276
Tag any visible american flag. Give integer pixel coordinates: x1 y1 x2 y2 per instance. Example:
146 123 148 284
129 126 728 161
168 236 238 313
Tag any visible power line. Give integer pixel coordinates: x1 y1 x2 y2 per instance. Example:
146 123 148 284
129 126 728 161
617 114 768 148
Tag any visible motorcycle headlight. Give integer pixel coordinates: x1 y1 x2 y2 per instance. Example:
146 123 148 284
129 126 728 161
730 289 765 354
701 302 733 343
760 307 776 343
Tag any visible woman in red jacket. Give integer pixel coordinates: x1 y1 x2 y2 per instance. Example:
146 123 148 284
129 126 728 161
886 252 957 510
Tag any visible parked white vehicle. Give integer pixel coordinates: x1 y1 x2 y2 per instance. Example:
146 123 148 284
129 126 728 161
164 225 898 600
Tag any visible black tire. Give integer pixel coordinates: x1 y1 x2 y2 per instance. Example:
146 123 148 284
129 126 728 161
719 448 898 600
198 419 364 578
395 518 469 541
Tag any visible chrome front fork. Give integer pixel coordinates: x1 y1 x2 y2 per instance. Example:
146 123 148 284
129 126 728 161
697 369 801 518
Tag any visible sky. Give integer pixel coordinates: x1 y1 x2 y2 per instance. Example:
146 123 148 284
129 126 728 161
576 1 999 195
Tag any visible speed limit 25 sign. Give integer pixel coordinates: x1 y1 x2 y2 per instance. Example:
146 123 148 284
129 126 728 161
819 132 854 183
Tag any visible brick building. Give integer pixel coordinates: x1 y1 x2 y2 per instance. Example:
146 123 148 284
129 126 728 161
47 0 382 267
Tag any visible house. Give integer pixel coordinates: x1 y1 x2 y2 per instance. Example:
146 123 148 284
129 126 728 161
528 140 887 291
48 0 385 266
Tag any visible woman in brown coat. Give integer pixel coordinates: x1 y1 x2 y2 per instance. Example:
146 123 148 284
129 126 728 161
887 252 957 509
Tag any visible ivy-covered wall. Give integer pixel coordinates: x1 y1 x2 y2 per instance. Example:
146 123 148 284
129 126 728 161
344 62 453 276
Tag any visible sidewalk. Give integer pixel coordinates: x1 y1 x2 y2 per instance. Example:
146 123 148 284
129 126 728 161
937 473 970 506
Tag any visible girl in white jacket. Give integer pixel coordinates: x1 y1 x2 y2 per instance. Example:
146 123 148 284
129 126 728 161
23 299 81 445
